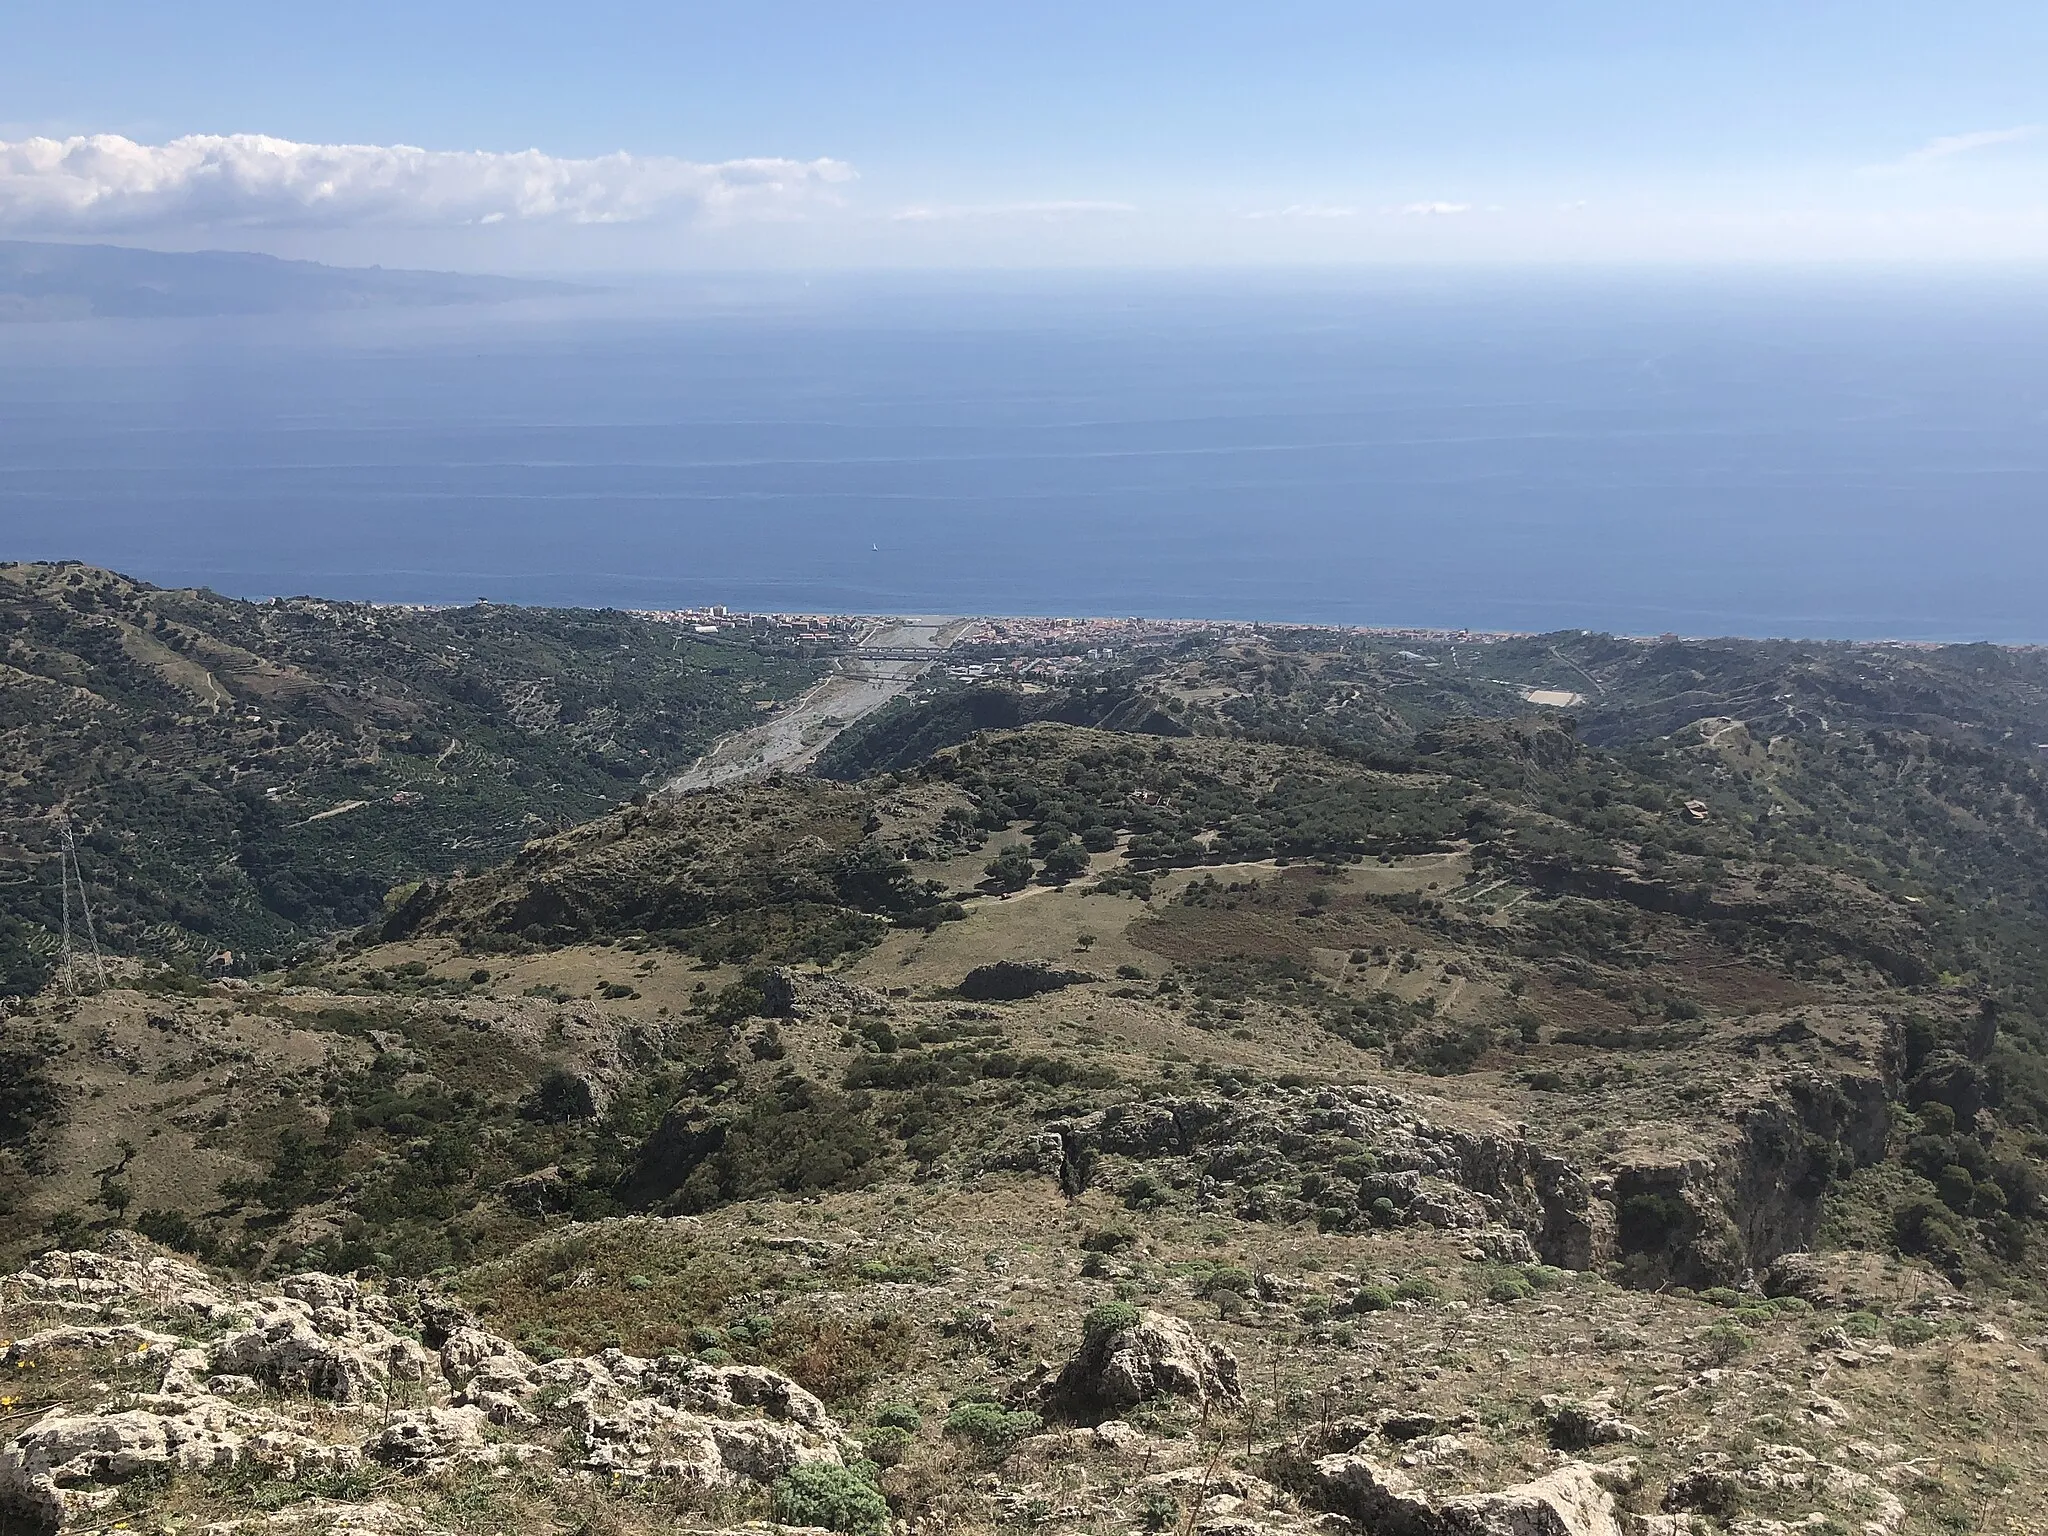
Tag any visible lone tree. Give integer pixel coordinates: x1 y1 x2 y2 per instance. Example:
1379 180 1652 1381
985 846 1035 891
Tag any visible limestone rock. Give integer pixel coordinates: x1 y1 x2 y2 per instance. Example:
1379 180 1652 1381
440 1326 539 1424
208 1294 439 1405
0 1395 350 1531
1296 1453 1636 1536
1539 1394 1644 1451
1047 1309 1241 1419
544 1355 847 1484
364 1406 492 1470
1 1324 183 1366
759 966 887 1018
1299 1454 1437 1534
1037 1085 1595 1259
6 1243 233 1321
1439 1461 1634 1536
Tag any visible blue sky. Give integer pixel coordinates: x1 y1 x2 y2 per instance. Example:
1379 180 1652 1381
4 1 2047 267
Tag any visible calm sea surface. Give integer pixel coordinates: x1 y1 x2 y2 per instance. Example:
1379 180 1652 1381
3 268 2047 640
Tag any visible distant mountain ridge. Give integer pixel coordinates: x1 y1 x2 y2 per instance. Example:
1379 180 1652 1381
0 239 584 320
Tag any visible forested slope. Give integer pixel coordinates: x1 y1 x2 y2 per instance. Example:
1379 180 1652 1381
0 562 826 987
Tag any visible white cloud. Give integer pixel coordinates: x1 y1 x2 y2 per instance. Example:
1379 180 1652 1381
1242 203 1357 220
0 133 855 231
1865 125 2041 175
891 200 1133 222
1395 201 1471 216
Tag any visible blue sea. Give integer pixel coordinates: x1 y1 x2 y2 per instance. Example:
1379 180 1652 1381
3 267 2047 640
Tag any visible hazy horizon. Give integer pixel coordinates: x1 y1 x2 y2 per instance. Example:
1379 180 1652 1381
9 3 2048 269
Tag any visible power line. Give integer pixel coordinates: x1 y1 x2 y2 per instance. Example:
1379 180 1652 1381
56 817 109 995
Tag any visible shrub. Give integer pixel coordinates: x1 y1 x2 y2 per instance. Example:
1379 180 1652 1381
1348 1284 1395 1313
1122 1172 1169 1210
1142 1491 1180 1530
1393 1276 1441 1304
1486 1274 1535 1304
772 1462 890 1536
1935 1164 1977 1214
944 1401 1042 1455
873 1402 923 1432
1080 1226 1138 1254
1840 1311 1886 1340
1200 1266 1253 1299
1698 1286 1744 1309
863 1424 914 1467
1700 1321 1750 1364
1889 1316 1941 1347
1082 1301 1141 1340
1892 1197 1969 1274
134 1207 205 1257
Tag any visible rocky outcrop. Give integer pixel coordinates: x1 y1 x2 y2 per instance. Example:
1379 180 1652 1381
534 1353 844 1484
758 966 888 1019
363 1407 492 1471
959 959 1094 1001
1039 1310 1241 1421
0 1247 854 1532
1291 1451 1638 1536
1 1396 360 1530
3 1240 234 1321
1040 1086 1600 1264
1537 1395 1643 1452
1660 1446 1905 1535
1035 1068 1887 1290
207 1281 439 1405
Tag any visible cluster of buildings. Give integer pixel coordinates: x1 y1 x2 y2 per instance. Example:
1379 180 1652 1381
630 607 869 644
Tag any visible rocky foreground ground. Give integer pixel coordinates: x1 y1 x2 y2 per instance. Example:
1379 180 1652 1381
3 1225 2040 1536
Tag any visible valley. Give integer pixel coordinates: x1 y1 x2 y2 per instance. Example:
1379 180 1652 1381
7 566 2048 1535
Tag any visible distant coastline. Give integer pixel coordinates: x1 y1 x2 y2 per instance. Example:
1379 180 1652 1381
0 239 585 321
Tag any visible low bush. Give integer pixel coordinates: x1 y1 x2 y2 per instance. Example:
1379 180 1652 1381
772 1462 890 1536
944 1401 1042 1455
1082 1300 1141 1340
1486 1273 1535 1304
863 1425 914 1467
1347 1284 1395 1313
1700 1321 1750 1363
1889 1316 1941 1347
